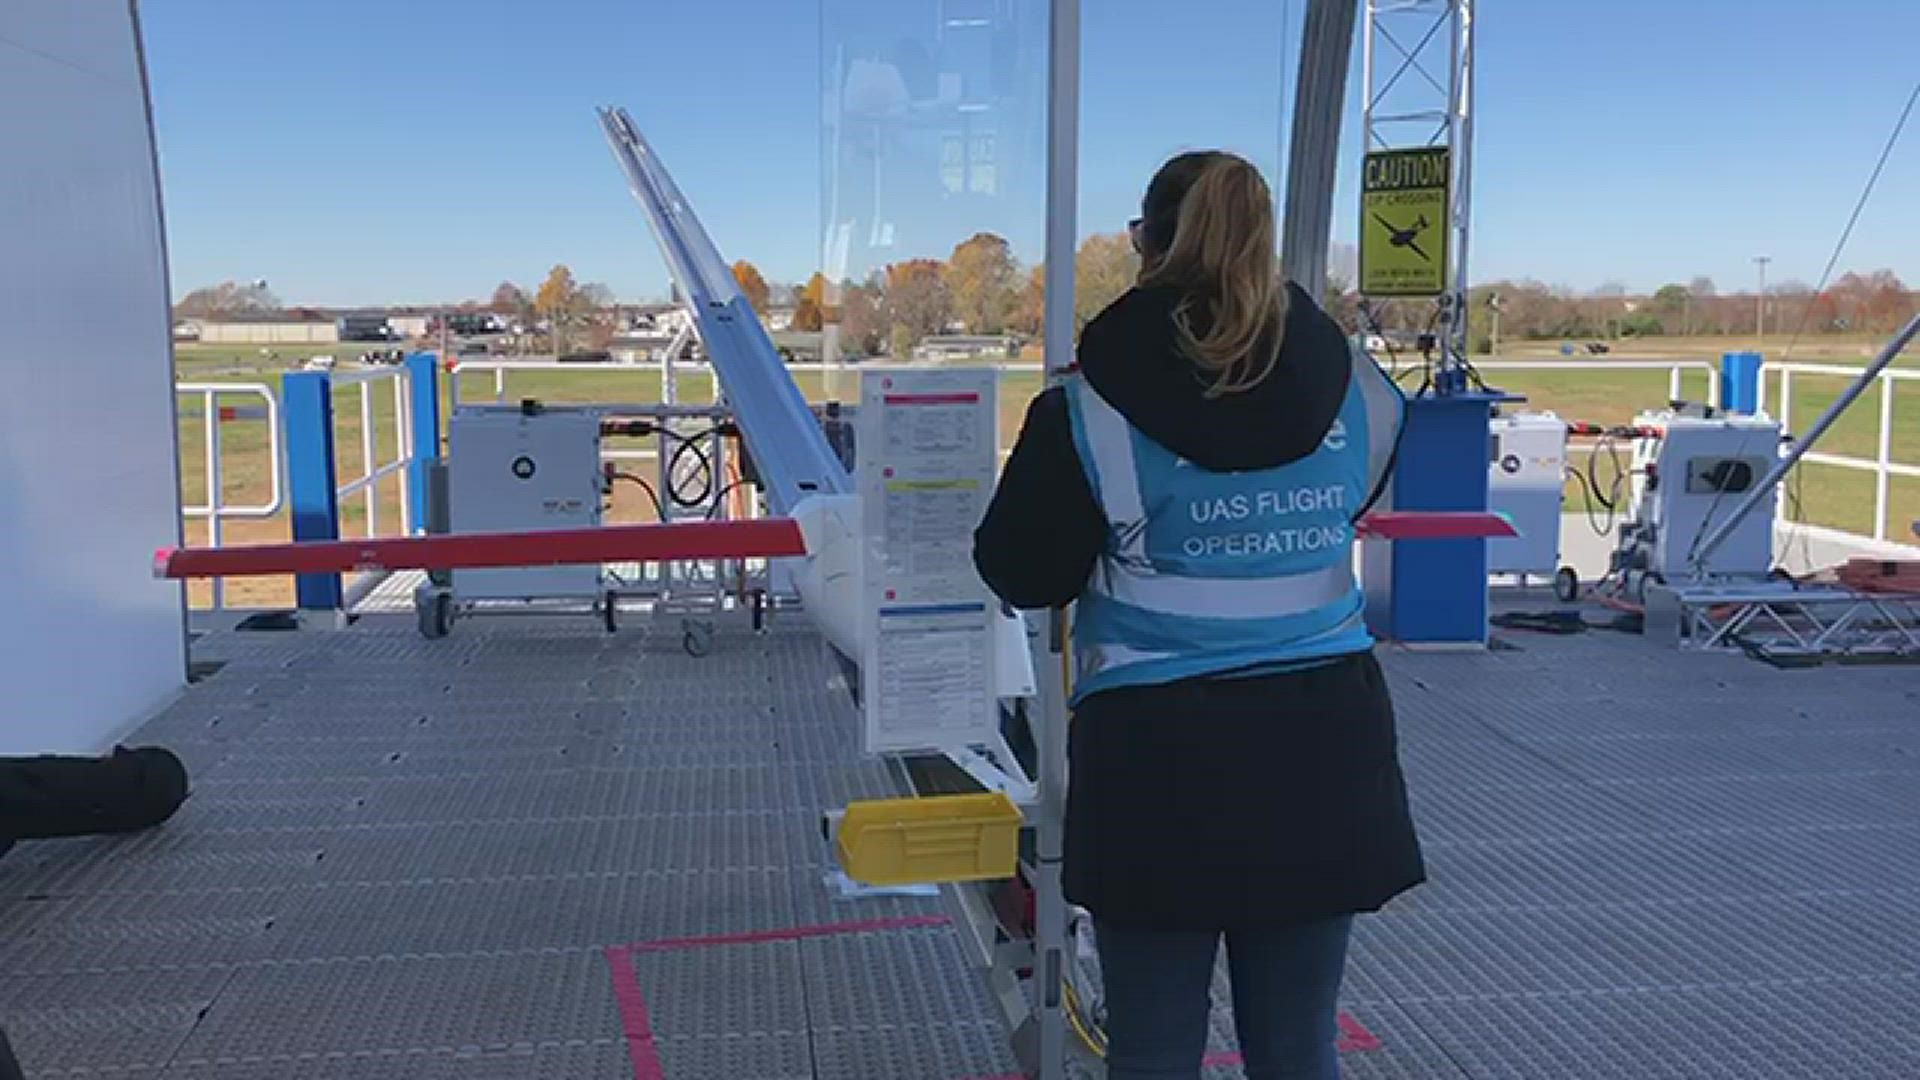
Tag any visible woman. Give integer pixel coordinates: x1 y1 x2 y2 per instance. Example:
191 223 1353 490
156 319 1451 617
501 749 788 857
972 151 1424 1080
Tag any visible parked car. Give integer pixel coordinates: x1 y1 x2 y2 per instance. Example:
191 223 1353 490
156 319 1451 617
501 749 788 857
302 355 336 371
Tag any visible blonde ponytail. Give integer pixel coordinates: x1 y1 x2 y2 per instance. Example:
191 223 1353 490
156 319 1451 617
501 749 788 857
1137 154 1288 396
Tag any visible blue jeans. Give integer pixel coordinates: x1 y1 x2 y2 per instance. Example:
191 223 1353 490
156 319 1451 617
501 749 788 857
1096 916 1354 1080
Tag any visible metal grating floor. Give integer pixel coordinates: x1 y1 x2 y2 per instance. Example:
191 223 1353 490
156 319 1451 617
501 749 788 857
3 609 1918 1078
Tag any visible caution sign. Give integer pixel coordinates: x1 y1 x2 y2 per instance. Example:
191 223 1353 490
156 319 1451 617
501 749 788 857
1360 147 1449 297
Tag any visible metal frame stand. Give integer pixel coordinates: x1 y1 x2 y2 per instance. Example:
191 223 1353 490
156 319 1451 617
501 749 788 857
1361 0 1475 361
1659 316 1920 661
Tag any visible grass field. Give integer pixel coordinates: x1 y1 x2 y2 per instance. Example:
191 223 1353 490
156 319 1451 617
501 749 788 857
172 336 1919 610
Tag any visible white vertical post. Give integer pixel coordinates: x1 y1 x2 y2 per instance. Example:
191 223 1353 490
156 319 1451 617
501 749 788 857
1035 0 1079 1076
1876 373 1894 541
395 373 413 535
1448 0 1475 359
360 381 377 537
494 366 506 404
1667 366 1682 403
204 390 223 610
1777 369 1794 520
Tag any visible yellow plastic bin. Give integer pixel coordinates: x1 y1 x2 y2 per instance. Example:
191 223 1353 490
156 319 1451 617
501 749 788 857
836 792 1023 886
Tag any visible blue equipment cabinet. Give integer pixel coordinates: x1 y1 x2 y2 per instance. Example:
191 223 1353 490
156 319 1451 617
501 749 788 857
1363 391 1522 646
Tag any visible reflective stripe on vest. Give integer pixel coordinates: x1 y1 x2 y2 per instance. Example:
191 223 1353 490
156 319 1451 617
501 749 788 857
1352 344 1404 509
1064 345 1405 698
1089 554 1355 618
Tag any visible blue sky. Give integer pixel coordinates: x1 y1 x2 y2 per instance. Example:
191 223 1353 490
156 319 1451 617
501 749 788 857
142 0 1918 306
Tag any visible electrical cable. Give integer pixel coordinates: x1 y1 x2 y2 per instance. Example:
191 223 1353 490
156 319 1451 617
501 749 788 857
609 471 665 522
1358 300 1406 380
704 479 754 520
662 427 719 508
1062 979 1109 1058
1567 463 1613 538
1777 79 1919 369
1683 78 1918 570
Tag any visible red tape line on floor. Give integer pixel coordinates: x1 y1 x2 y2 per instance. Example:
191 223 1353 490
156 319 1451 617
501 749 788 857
605 915 1381 1080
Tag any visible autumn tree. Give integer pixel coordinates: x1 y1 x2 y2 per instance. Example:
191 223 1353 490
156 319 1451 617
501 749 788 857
882 259 953 356
792 272 830 331
840 277 887 356
947 232 1020 334
1075 233 1137 330
489 282 527 317
578 282 615 310
174 280 281 318
535 265 579 317
731 260 771 314
1827 270 1912 333
1010 264 1045 337
534 265 587 353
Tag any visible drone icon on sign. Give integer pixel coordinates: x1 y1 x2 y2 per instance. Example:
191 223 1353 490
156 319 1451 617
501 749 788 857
1371 212 1433 262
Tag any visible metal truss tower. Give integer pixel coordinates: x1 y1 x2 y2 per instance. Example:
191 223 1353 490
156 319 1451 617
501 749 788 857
1363 0 1476 357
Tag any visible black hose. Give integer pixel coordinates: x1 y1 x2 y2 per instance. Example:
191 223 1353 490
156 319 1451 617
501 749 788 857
663 428 717 508
704 479 754 520
611 472 665 521
1567 463 1614 537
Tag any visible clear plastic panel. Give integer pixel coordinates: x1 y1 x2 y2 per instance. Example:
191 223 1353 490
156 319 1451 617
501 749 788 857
821 0 1048 286
819 1 1307 358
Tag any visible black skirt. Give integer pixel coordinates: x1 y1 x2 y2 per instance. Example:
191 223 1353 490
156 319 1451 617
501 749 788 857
1063 650 1425 930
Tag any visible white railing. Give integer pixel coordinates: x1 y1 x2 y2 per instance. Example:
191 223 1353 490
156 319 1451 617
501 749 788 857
330 366 415 608
1473 358 1721 407
175 382 283 610
448 358 724 408
1763 362 1919 543
444 354 1914 542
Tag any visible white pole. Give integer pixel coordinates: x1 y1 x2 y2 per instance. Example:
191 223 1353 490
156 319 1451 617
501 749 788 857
204 390 223 610
1450 0 1476 360
1875 373 1894 541
1036 0 1079 1075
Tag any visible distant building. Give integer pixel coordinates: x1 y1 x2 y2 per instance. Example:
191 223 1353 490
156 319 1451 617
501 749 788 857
336 313 396 343
388 314 433 339
764 306 797 332
770 330 824 363
912 334 1018 361
625 303 693 336
189 316 339 345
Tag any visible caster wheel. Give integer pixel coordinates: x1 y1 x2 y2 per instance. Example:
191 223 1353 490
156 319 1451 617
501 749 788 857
681 619 714 657
603 592 620 634
417 591 453 639
1553 566 1581 603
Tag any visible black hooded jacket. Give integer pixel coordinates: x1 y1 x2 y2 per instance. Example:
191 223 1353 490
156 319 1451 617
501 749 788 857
974 280 1354 605
972 282 1424 929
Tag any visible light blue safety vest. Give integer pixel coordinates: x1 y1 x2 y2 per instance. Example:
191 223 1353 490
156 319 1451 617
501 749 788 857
1064 347 1406 703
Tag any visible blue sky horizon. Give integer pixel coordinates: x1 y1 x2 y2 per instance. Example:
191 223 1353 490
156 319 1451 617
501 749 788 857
143 0 1918 308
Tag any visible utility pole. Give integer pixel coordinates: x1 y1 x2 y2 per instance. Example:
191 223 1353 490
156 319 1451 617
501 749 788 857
1753 255 1771 342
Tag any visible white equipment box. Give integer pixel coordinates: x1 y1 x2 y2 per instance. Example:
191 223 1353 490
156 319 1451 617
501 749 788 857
1627 411 1780 581
1487 412 1568 581
448 404 604 600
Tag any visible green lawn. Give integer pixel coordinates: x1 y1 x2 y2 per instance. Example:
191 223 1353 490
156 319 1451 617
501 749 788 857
174 351 1919 608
